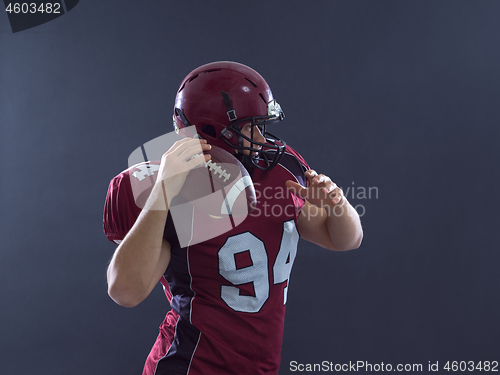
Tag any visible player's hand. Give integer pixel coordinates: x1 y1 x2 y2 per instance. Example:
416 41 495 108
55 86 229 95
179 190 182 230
157 137 211 200
285 170 344 209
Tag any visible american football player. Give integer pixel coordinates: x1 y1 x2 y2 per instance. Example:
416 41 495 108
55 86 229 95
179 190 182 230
103 61 363 375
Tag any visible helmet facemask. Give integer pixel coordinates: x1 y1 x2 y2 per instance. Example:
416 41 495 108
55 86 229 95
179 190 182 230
219 100 286 172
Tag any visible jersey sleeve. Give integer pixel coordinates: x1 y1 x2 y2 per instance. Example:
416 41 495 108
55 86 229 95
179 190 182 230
103 172 142 243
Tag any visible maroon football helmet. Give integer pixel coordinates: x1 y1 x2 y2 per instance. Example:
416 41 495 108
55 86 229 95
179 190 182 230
173 61 286 171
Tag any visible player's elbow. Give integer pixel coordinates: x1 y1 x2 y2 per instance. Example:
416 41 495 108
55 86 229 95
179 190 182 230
107 279 147 308
347 231 363 250
330 230 363 251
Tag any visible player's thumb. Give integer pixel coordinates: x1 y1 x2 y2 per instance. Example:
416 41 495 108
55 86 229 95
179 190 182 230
285 180 307 199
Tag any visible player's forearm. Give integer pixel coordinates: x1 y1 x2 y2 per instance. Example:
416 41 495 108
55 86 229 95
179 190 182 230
326 198 363 251
107 183 171 307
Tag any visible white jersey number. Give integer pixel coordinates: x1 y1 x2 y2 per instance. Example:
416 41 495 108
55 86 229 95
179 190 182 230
218 220 299 313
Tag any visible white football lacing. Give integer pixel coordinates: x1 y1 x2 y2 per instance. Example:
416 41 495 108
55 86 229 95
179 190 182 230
190 154 231 182
203 159 231 182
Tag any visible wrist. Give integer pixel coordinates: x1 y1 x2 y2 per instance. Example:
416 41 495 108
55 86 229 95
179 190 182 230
144 182 174 211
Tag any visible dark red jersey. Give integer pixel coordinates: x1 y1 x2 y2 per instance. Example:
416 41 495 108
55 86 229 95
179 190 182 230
103 146 310 375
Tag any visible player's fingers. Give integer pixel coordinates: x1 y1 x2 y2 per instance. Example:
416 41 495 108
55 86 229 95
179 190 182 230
285 180 308 199
186 152 211 169
312 174 329 185
162 138 193 159
169 138 207 157
305 170 318 179
165 152 209 179
159 140 208 177
331 188 344 205
170 137 196 150
322 181 337 195
177 141 211 161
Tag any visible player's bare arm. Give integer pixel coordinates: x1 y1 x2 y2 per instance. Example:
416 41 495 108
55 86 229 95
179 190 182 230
286 170 363 251
107 138 211 307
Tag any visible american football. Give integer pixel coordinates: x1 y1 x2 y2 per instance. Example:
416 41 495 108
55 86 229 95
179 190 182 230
180 145 257 217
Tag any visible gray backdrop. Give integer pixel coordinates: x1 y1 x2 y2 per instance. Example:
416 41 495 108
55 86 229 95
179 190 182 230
1 1 499 374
